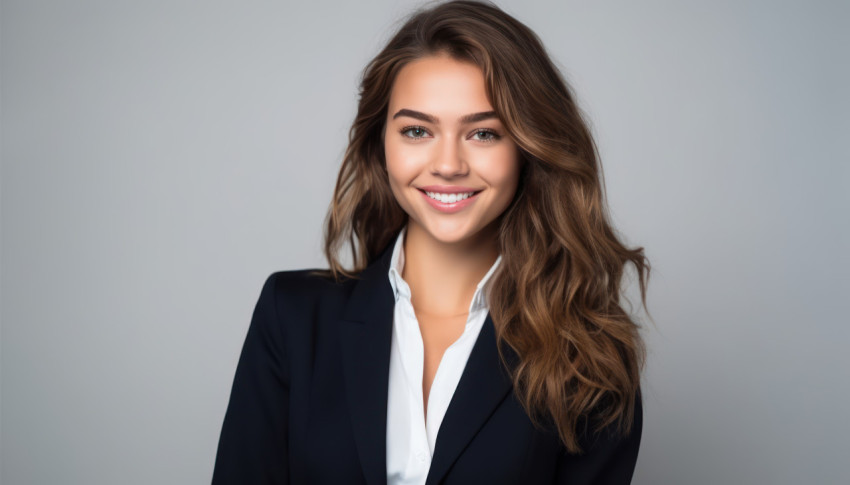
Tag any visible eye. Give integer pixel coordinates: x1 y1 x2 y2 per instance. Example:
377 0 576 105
471 129 500 143
400 125 430 139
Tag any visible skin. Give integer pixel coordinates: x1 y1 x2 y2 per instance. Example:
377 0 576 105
383 51 521 414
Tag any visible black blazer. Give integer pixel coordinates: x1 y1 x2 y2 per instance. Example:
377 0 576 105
212 240 643 484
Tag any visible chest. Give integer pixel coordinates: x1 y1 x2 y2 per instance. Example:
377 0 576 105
291 347 558 485
284 307 563 484
416 312 468 397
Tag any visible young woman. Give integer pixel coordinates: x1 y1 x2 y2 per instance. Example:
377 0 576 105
212 1 650 484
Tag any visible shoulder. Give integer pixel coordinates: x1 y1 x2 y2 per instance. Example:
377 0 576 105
257 268 358 315
246 269 359 363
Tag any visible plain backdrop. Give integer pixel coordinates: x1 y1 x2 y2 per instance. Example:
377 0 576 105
2 0 848 483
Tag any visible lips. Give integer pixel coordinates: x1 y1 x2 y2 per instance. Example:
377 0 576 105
417 187 482 213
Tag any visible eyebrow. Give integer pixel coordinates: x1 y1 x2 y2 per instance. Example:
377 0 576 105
391 108 498 124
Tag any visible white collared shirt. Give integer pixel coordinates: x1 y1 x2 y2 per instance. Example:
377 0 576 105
386 225 502 485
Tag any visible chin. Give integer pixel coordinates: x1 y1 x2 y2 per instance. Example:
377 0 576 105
417 217 486 245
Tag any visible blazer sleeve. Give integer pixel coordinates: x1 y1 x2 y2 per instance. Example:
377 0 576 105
212 273 290 484
553 389 643 484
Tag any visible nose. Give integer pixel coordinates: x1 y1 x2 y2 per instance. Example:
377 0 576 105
430 137 468 177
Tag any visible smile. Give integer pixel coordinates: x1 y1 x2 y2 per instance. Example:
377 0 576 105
424 191 475 203
417 189 482 213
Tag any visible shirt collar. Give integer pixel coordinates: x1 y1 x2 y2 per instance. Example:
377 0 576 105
387 224 502 314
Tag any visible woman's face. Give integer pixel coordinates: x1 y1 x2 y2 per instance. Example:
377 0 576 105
384 52 520 246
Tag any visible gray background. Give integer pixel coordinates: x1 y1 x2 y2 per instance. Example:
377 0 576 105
2 0 847 483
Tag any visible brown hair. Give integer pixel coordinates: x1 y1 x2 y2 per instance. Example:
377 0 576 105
314 0 650 453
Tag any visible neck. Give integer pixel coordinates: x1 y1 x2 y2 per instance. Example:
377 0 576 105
401 220 499 317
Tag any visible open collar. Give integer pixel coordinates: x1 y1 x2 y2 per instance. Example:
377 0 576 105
387 224 503 315
337 237 516 485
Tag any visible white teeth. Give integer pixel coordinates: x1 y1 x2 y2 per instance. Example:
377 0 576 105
425 191 475 203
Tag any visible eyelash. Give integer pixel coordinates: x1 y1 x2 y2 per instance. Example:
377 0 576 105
399 125 501 143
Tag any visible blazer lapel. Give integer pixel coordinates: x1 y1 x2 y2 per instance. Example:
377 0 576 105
338 238 517 485
425 312 516 485
338 242 396 485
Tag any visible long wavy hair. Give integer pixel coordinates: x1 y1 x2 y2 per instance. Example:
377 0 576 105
313 0 650 454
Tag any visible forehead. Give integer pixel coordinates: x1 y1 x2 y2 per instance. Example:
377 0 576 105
388 54 493 116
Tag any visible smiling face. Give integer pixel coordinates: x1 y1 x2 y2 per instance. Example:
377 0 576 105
383 52 521 247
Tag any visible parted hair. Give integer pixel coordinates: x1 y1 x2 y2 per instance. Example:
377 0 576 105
313 0 650 454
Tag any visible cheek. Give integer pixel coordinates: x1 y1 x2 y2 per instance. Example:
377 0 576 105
384 136 415 206
384 137 419 185
482 147 521 194
384 135 401 181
